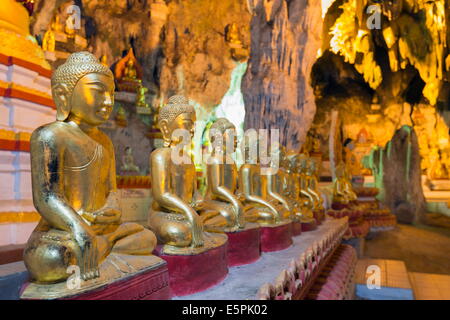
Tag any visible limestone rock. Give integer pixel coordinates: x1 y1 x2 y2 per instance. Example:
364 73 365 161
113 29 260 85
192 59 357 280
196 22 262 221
242 0 323 150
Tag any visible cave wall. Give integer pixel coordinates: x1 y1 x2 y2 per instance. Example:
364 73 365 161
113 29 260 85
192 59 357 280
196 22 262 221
242 0 323 150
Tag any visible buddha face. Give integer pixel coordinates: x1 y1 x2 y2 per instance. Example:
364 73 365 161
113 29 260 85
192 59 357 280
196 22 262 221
69 73 115 126
162 112 196 146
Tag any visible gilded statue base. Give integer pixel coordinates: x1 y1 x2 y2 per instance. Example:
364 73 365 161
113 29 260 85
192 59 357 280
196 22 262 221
226 223 261 267
20 254 169 300
155 233 228 297
260 220 293 252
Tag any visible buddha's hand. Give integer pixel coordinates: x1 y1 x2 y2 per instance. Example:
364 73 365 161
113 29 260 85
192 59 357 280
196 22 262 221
73 226 99 281
187 211 204 247
82 207 121 225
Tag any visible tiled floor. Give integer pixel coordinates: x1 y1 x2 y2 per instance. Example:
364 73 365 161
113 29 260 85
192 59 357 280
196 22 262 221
409 272 450 300
355 259 411 289
356 259 450 300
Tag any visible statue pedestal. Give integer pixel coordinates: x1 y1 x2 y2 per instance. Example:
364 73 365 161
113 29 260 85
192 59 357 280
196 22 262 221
20 254 170 300
226 223 261 267
155 233 228 297
260 221 293 252
314 210 325 225
301 220 317 232
292 221 303 236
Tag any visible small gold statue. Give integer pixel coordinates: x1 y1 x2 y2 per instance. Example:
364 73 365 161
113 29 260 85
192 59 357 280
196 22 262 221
42 20 56 52
136 84 149 108
114 48 143 92
24 52 157 284
148 95 227 254
121 146 140 173
225 23 243 47
238 139 289 225
123 59 138 81
115 105 127 127
332 161 357 204
204 118 245 231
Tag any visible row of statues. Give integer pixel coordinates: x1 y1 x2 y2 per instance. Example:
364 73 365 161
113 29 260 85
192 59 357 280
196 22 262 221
24 52 325 287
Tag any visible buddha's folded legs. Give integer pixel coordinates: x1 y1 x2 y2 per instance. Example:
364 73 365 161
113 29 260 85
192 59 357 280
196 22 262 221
244 206 277 225
24 222 157 283
200 200 237 232
148 210 192 247
24 229 79 283
111 223 157 255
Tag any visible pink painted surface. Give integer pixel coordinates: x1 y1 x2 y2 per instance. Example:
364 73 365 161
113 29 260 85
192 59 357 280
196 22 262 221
156 242 229 297
226 227 261 267
301 220 317 232
292 221 302 236
260 222 293 252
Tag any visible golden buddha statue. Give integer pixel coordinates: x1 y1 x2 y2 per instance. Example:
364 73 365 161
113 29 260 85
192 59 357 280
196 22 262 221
123 59 138 81
238 139 289 225
225 23 243 47
295 154 318 222
148 95 227 254
24 52 157 284
114 48 143 92
332 161 357 205
42 19 56 52
204 118 245 231
136 84 149 108
306 158 325 209
265 146 293 220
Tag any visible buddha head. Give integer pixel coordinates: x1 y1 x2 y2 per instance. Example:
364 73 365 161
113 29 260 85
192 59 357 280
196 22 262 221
159 95 196 147
52 52 115 125
209 118 236 154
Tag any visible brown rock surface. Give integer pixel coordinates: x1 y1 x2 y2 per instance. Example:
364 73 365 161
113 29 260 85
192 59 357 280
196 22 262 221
242 0 323 150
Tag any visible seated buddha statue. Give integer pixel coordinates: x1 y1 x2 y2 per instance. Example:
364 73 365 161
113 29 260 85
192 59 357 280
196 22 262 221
204 118 245 231
238 139 289 225
148 95 227 254
121 146 140 173
114 48 143 92
305 158 324 210
24 52 157 284
295 154 318 223
265 146 293 221
123 59 138 81
284 153 311 222
332 161 355 206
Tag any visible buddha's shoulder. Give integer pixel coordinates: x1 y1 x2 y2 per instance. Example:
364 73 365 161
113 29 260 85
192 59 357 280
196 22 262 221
31 122 73 143
151 147 171 160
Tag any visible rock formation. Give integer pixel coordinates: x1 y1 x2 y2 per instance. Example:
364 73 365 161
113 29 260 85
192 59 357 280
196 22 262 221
242 0 323 150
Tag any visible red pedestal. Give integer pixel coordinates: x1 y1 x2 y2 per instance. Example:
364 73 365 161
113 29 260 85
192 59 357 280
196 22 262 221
156 242 229 297
292 221 303 236
227 226 261 267
314 210 325 225
260 222 293 252
301 220 317 232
